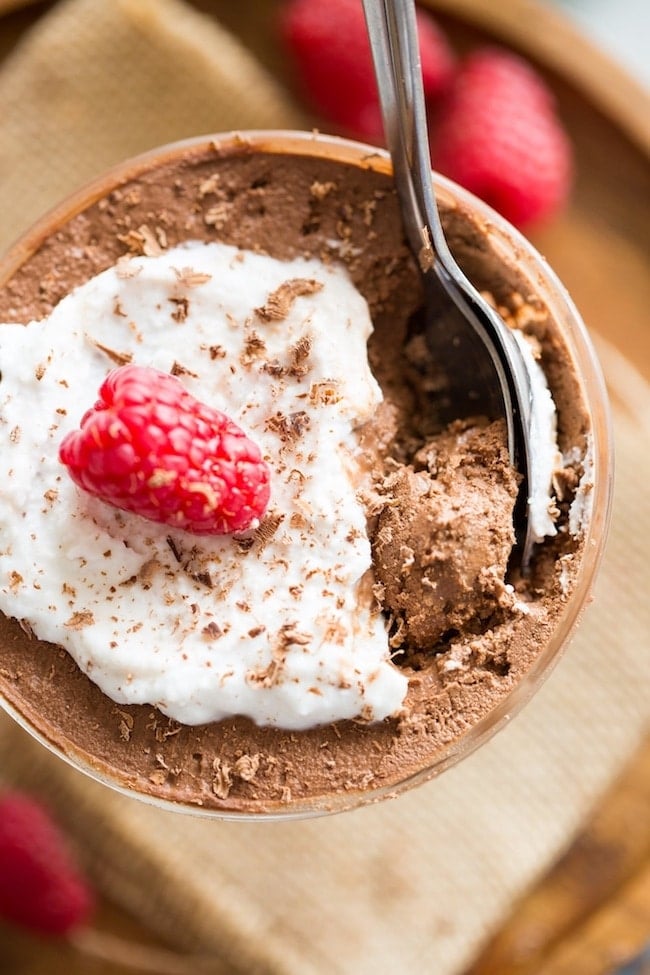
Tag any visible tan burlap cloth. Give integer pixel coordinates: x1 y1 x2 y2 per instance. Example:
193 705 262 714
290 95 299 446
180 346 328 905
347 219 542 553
0 2 648 972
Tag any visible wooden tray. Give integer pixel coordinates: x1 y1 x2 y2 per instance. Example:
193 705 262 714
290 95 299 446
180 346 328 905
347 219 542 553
1 1 648 973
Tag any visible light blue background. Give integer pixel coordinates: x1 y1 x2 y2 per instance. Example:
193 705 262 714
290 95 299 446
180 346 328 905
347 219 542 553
549 0 649 87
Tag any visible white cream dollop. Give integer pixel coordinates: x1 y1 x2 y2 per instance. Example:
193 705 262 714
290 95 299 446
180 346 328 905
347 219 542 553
512 328 564 544
0 242 408 730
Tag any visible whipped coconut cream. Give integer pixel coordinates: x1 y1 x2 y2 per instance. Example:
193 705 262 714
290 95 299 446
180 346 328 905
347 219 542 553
512 328 564 544
0 242 408 730
567 440 595 537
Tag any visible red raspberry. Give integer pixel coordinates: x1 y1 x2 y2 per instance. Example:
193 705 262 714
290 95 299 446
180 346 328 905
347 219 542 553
280 0 455 142
431 48 572 228
448 47 556 115
0 791 94 936
59 365 271 536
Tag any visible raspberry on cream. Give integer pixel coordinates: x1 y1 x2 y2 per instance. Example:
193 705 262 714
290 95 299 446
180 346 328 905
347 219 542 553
59 365 272 535
0 241 408 731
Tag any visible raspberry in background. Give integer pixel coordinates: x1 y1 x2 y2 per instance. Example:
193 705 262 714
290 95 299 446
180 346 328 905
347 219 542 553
431 48 572 228
0 790 94 936
280 0 455 142
59 365 271 536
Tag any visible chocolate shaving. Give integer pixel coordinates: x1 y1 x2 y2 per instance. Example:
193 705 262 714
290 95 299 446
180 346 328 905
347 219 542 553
309 380 341 406
288 335 312 378
252 512 284 549
202 621 223 640
166 536 183 563
137 559 163 590
117 224 162 257
170 361 198 378
173 267 212 287
360 199 377 226
310 180 336 200
173 545 216 590
115 709 134 742
255 278 323 322
241 331 267 365
198 174 221 198
190 569 214 589
8 571 23 592
146 716 182 743
248 623 311 688
261 359 285 377
234 535 255 554
264 411 310 444
87 338 133 366
279 623 311 647
204 201 232 229
64 611 95 630
169 296 189 323
212 757 232 799
233 754 261 782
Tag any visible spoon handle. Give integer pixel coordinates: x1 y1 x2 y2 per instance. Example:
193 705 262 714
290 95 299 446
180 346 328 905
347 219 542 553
361 0 447 263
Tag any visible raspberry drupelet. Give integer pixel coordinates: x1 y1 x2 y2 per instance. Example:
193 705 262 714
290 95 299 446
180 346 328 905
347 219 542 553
59 365 271 536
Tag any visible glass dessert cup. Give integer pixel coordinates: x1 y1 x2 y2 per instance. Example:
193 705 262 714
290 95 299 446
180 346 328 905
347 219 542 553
0 131 613 820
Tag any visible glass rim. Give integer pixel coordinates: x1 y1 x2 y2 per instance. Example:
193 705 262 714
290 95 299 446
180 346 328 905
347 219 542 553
0 130 614 819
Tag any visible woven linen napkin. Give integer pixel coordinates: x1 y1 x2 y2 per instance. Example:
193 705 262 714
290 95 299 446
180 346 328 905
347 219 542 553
0 0 304 253
1 2 649 974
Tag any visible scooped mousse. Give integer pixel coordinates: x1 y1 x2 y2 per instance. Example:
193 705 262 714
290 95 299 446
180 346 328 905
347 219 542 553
0 135 596 814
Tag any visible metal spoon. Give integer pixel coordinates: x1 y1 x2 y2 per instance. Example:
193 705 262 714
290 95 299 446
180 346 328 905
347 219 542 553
362 0 537 569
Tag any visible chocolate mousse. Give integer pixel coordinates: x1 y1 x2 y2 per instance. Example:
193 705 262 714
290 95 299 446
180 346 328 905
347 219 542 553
0 135 596 815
